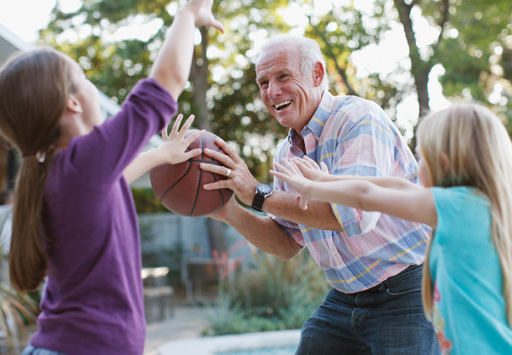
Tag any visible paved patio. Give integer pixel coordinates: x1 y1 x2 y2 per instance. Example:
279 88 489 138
144 305 209 355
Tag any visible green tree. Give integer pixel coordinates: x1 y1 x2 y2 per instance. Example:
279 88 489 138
434 0 512 130
301 0 397 108
373 0 512 121
39 0 291 182
38 0 512 165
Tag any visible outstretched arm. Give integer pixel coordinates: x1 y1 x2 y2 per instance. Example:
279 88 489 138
124 114 205 184
294 156 418 190
271 158 438 228
149 0 224 99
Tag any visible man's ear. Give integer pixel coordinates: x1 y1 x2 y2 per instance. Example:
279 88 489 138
67 94 83 114
312 62 325 88
441 152 450 175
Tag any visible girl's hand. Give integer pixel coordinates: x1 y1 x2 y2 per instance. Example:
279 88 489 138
156 114 205 165
270 159 316 210
181 0 224 33
292 156 331 181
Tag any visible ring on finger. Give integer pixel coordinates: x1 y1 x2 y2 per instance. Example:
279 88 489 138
225 168 232 177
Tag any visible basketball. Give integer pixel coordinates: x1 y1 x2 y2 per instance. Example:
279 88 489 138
149 129 233 217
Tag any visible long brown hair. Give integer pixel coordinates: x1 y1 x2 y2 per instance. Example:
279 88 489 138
0 48 73 292
418 103 512 326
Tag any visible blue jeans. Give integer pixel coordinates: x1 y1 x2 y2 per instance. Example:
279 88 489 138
296 264 440 355
22 345 67 355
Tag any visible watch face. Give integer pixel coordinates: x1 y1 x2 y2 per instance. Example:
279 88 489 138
257 184 272 194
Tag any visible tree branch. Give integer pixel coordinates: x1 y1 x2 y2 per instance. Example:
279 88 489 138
431 0 450 55
307 14 358 96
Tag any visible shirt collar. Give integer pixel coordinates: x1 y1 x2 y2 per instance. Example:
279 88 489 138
287 90 336 144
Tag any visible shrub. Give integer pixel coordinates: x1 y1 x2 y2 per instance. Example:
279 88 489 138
204 248 329 335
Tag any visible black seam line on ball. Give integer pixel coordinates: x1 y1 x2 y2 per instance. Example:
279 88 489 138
189 159 223 165
189 168 202 216
158 162 192 201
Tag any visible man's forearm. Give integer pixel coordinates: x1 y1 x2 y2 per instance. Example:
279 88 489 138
222 203 302 260
262 190 343 232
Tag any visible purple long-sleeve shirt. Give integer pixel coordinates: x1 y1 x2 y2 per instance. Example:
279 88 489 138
30 79 176 355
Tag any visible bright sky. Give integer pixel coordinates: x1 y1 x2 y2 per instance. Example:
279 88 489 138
0 0 80 42
0 0 450 137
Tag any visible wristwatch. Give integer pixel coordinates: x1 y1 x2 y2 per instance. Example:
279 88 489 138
251 183 273 212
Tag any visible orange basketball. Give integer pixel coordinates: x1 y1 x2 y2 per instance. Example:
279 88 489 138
149 130 233 217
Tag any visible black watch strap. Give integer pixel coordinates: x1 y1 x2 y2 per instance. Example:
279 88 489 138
251 194 266 212
251 183 272 212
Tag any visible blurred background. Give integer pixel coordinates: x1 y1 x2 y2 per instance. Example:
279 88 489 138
0 0 511 352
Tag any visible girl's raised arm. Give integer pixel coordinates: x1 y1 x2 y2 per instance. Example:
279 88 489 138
149 0 224 99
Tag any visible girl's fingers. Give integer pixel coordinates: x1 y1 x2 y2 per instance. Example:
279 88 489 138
291 157 308 169
299 197 308 210
275 161 293 176
301 156 315 167
162 127 169 140
186 148 203 159
185 129 205 145
287 162 302 175
269 169 286 181
302 157 319 170
282 159 303 175
171 114 184 136
294 194 308 210
320 162 329 172
210 19 224 33
179 114 196 136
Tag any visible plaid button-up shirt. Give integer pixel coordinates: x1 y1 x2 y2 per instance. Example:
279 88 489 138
269 91 430 293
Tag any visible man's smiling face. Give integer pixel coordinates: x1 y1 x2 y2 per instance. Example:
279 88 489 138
256 43 321 133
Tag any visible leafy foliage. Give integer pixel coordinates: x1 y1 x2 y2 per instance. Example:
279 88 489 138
433 0 512 126
0 283 39 352
39 0 293 182
204 249 329 335
132 187 168 214
37 0 512 174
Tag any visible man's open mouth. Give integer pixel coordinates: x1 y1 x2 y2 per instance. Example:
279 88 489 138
274 100 292 111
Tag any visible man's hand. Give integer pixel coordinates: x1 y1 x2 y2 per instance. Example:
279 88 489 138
200 137 260 206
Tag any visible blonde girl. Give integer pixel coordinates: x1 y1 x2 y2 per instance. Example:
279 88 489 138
271 103 512 354
0 1 223 354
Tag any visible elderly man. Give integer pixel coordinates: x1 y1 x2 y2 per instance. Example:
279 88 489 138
200 34 440 354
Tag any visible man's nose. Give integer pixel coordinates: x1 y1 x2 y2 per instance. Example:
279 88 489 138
268 81 282 97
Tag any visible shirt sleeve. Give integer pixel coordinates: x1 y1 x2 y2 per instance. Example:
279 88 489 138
327 109 398 237
63 79 177 189
268 170 305 246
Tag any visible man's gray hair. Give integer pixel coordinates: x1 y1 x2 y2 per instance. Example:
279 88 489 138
259 34 329 90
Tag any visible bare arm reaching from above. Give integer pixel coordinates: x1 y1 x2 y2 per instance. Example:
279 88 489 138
149 0 224 99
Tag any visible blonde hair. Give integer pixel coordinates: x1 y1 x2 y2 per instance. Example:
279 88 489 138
417 103 512 326
0 48 73 292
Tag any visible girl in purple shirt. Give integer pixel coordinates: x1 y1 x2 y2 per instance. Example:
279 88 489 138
0 1 223 354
